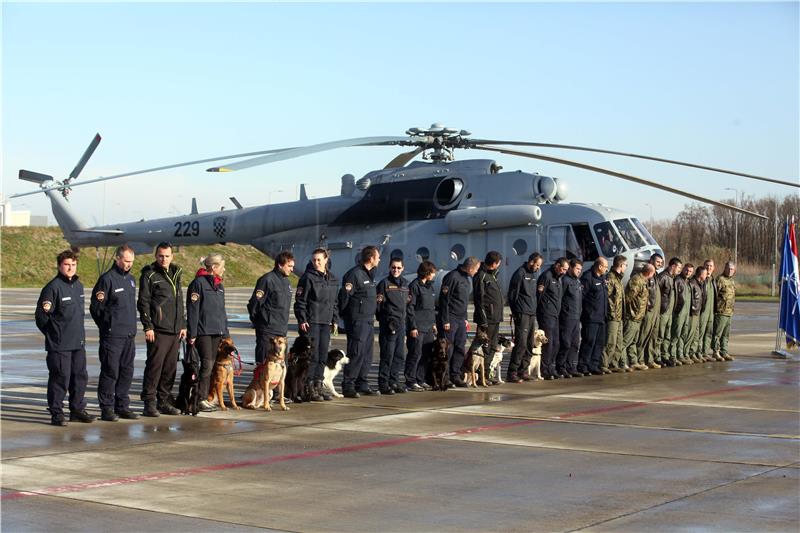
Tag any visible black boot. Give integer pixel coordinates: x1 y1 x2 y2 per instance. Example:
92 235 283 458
143 400 160 417
317 380 333 401
307 381 324 402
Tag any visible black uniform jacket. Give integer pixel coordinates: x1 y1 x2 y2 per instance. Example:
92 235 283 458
580 269 608 323
138 262 185 335
248 269 292 336
507 263 538 316
376 274 410 332
91 264 137 337
473 264 503 325
407 277 436 333
688 277 705 316
560 273 583 320
537 266 563 318
657 270 675 314
36 273 86 351
187 271 229 339
294 263 339 326
338 264 377 323
438 266 472 325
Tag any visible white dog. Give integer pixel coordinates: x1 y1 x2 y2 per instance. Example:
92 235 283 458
322 349 349 398
526 329 548 380
488 336 514 384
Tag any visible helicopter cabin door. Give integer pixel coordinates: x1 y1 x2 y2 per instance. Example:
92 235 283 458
545 223 600 266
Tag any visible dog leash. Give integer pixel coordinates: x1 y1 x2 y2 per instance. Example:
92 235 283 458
232 348 244 377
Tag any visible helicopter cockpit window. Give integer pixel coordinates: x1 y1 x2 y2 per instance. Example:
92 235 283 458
570 224 599 262
390 249 404 261
631 218 657 246
613 218 646 249
416 246 430 263
593 221 626 257
512 239 527 256
450 244 465 261
547 225 582 262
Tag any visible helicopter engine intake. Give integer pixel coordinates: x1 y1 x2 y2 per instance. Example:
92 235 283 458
445 204 542 233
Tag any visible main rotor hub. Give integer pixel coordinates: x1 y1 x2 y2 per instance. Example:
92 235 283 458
405 123 472 162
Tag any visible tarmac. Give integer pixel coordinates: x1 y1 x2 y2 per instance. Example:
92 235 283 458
1 287 798 532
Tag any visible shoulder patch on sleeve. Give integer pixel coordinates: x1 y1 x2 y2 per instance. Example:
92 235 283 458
95 291 105 302
190 292 200 302
376 294 384 303
42 300 52 312
442 286 449 294
344 282 353 292
255 289 265 299
295 287 303 297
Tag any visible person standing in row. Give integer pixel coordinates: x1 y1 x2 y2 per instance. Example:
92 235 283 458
90 245 140 422
639 253 664 369
670 263 694 365
187 253 229 412
685 266 708 362
620 264 655 371
605 255 628 372
294 248 339 401
137 242 185 417
537 257 568 380
249 251 295 364
439 256 480 388
406 261 437 391
339 246 381 398
578 257 609 375
506 253 543 382
376 257 410 395
473 251 504 362
655 257 682 367
698 259 717 361
36 250 95 426
558 259 583 377
712 261 737 361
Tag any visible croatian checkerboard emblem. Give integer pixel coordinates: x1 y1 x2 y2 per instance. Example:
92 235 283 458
213 216 228 239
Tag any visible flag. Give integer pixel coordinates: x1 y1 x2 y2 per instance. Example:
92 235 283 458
778 219 800 346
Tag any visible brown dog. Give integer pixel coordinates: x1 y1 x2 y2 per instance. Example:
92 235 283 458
208 337 240 411
242 336 289 411
463 329 490 388
431 337 450 391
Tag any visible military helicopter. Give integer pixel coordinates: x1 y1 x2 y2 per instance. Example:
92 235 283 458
13 124 798 289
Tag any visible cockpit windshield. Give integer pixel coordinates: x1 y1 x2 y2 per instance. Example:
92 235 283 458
613 218 646 248
593 221 626 257
631 218 657 246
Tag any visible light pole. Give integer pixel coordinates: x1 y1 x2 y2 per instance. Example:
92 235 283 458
724 187 739 263
644 203 654 228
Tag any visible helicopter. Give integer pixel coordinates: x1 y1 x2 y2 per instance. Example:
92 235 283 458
13 123 798 290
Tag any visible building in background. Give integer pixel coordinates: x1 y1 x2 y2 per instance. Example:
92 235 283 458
1 197 49 227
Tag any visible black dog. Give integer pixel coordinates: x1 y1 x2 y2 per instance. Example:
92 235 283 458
431 337 450 391
284 336 313 403
175 342 201 415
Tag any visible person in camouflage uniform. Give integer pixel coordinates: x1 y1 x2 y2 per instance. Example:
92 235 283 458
670 263 694 365
639 254 664 369
621 264 655 371
604 255 627 372
685 266 708 363
655 257 682 367
712 261 736 361
699 259 717 362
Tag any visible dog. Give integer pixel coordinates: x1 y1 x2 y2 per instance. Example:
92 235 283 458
322 349 349 398
526 329 548 380
284 336 313 403
431 337 450 391
208 337 240 411
242 336 289 411
488 335 515 385
463 330 490 387
175 342 201 415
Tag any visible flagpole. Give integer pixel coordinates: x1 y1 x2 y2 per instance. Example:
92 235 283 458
774 216 799 359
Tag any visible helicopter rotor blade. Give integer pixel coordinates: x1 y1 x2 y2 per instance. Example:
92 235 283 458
19 169 56 185
470 139 798 188
10 146 299 199
206 136 411 172
68 133 102 182
475 145 768 220
384 147 424 169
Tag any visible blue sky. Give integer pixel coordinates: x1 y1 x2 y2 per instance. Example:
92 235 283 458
2 2 798 226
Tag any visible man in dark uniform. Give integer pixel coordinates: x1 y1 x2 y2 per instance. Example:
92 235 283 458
438 256 481 388
506 253 543 382
248 251 295 364
376 258 410 394
294 248 339 401
406 260 437 391
537 257 568 379
90 244 139 421
686 266 708 363
473 251 504 362
339 246 381 398
655 257 682 367
137 242 186 417
558 259 584 377
578 257 609 375
36 250 95 426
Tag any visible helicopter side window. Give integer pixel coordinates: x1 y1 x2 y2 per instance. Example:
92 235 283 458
450 244 465 261
593 221 626 257
570 224 599 262
547 225 582 262
416 246 430 263
390 249 404 261
512 239 527 256
631 218 657 246
613 218 646 248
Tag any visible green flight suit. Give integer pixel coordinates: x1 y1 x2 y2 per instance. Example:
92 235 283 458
603 270 625 369
699 276 716 357
621 273 649 367
670 277 690 361
713 274 736 356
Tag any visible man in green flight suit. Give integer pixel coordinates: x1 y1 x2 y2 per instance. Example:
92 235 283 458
621 264 655 371
698 259 718 362
670 263 694 365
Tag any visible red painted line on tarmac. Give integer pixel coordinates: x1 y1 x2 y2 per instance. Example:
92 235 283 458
1 385 752 501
